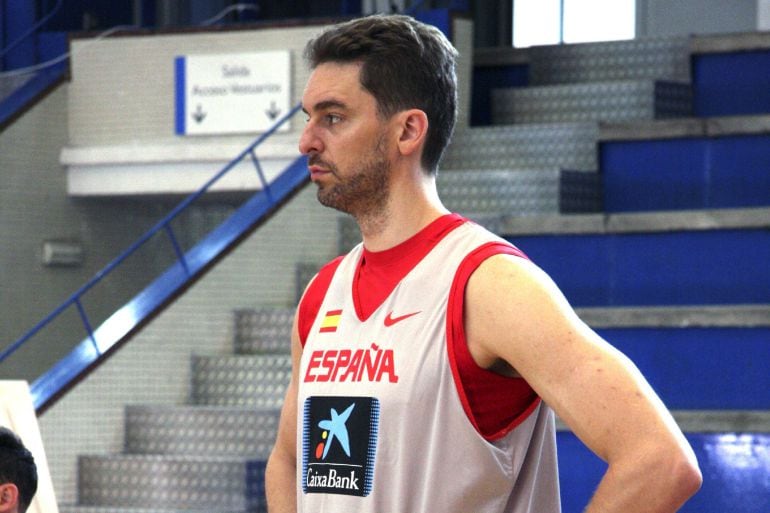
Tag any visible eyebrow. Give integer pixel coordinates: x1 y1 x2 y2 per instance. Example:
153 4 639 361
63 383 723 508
302 99 348 115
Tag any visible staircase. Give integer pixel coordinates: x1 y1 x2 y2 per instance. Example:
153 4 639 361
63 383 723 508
59 33 770 513
59 308 293 513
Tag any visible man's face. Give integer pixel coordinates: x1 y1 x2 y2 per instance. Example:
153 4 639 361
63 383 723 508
299 61 393 217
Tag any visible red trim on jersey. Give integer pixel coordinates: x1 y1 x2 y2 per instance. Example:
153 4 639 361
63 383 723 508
446 242 542 441
299 256 344 346
352 213 466 321
299 214 466 343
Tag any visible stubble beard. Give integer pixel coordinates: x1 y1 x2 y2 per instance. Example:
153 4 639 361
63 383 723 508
314 136 391 226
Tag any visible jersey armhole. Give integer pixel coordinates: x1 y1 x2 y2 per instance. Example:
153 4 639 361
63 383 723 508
298 256 344 347
446 242 542 441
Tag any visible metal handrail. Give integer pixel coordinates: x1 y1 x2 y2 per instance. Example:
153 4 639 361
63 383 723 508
0 102 302 367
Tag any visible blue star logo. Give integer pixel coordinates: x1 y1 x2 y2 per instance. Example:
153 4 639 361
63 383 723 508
317 403 356 459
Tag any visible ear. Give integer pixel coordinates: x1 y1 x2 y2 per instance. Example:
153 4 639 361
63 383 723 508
395 109 429 159
0 483 18 512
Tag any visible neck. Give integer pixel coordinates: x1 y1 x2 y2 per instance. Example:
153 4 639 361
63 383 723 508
356 169 448 252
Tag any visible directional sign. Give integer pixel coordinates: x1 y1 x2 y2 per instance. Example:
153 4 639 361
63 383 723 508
174 50 291 135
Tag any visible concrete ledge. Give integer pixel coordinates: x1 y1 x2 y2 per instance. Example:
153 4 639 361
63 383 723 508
576 305 770 328
474 32 770 69
61 137 302 197
599 118 705 141
557 410 770 432
691 31 770 54
60 135 300 165
599 114 770 141
605 207 770 232
673 410 770 433
705 114 770 136
474 46 530 67
499 207 770 235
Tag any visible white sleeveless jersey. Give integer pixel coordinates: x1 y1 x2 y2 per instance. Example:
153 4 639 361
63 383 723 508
296 221 561 513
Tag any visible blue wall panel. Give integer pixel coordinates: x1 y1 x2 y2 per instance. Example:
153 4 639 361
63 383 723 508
601 135 770 212
558 433 770 513
693 51 770 117
601 138 708 211
710 135 770 207
2 0 36 70
471 64 529 125
510 229 770 306
598 327 770 409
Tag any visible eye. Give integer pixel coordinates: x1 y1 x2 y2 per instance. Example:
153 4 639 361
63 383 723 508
325 113 342 125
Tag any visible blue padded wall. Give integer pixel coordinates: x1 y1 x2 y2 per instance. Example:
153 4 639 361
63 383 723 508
558 432 770 513
601 135 770 212
509 229 770 306
693 50 770 117
598 327 770 410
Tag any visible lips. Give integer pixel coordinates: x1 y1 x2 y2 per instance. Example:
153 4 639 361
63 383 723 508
308 156 334 180
309 166 331 180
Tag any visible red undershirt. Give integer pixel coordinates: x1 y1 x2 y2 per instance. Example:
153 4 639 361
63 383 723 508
298 214 540 440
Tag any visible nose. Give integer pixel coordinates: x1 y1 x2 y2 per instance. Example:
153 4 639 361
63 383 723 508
298 120 322 155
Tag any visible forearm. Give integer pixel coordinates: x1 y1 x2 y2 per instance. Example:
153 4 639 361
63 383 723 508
265 449 297 513
584 445 701 513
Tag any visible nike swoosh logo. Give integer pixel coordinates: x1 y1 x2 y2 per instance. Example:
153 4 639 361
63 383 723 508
384 311 421 327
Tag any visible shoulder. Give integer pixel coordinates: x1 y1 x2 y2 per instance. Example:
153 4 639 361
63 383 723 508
463 252 580 366
467 252 564 307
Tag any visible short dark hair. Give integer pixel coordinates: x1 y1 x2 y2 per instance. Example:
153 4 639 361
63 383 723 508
0 428 38 513
305 14 459 174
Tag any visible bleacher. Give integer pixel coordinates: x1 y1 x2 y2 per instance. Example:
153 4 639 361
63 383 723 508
54 31 770 513
1 5 768 512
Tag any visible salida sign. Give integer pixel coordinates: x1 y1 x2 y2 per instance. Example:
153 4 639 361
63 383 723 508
174 50 291 135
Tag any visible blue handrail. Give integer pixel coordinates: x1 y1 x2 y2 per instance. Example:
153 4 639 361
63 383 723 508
2 103 307 410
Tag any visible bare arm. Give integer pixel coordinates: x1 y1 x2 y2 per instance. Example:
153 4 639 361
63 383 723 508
464 255 702 513
265 311 302 513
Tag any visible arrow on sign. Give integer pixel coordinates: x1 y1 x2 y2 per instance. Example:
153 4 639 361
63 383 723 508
266 101 281 120
192 104 207 124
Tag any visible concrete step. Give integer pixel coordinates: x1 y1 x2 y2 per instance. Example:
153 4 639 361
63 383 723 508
527 35 691 85
125 405 280 459
233 307 293 354
576 304 770 328
60 507 248 513
437 168 602 217
191 353 290 408
492 80 692 125
443 122 599 171
76 455 265 511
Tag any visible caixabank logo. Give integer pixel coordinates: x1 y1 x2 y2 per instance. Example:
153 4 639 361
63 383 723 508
302 396 379 497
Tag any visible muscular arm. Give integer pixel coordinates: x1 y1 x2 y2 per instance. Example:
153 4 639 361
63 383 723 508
464 254 702 512
265 311 302 513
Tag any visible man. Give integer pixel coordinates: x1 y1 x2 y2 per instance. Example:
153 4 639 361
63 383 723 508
0 427 37 513
266 14 702 513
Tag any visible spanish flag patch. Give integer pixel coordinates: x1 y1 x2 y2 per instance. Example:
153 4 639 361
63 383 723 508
319 309 342 333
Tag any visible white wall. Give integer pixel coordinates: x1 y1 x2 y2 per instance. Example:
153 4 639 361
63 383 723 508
637 0 758 37
759 0 770 29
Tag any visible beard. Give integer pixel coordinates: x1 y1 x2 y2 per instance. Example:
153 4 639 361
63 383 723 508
312 136 390 219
